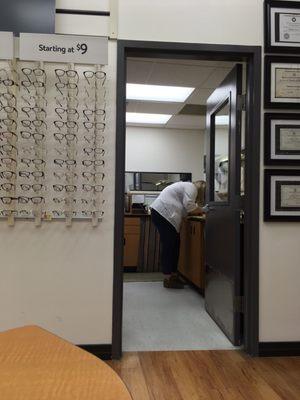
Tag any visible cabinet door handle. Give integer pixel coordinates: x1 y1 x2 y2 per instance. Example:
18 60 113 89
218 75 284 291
124 237 126 245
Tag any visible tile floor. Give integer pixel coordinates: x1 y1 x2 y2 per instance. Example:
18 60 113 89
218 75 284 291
123 281 236 351
123 272 164 282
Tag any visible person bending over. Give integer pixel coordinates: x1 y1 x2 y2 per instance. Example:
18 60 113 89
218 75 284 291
151 180 205 289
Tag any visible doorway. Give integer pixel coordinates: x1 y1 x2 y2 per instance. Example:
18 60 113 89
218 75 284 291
113 41 261 359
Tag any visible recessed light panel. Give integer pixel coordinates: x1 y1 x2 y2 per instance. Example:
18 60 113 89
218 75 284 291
127 84 194 102
126 112 172 124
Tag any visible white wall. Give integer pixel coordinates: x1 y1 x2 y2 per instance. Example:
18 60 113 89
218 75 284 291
0 222 113 344
259 224 300 341
215 128 229 157
126 126 205 180
0 41 117 345
55 0 110 37
118 0 300 343
56 0 109 11
2 0 299 346
118 0 263 45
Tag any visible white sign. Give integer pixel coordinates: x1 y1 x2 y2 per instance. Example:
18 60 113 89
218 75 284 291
0 32 14 60
19 33 108 65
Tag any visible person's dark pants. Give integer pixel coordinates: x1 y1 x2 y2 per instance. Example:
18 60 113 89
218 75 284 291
151 209 180 275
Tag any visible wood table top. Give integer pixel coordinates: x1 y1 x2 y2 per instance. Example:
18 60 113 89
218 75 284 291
0 325 132 400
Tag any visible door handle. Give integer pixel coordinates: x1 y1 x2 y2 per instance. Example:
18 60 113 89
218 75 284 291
203 204 215 212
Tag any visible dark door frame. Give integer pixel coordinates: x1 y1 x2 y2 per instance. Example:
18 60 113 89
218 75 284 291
112 40 261 359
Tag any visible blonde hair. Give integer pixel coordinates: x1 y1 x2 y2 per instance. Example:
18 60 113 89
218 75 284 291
193 180 206 207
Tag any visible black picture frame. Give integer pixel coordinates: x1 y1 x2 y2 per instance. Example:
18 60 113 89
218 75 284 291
265 55 300 109
265 0 300 53
264 169 300 221
265 113 300 165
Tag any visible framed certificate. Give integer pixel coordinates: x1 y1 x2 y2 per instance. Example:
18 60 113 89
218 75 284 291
265 113 300 165
265 56 300 109
265 0 300 53
264 169 300 221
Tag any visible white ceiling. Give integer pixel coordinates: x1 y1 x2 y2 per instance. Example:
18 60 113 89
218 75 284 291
126 58 236 130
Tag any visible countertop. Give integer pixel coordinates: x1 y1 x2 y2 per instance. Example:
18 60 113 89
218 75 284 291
186 216 206 222
124 213 150 218
124 214 205 221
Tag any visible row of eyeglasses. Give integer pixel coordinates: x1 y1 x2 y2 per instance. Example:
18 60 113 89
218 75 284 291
0 67 19 223
0 67 106 90
0 210 104 219
0 63 107 222
52 65 106 222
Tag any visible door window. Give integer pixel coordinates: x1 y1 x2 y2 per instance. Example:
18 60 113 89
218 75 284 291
212 101 230 202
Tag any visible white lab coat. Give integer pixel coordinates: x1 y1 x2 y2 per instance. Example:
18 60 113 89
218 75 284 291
151 181 198 232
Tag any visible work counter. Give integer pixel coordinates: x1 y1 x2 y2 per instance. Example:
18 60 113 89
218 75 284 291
123 214 160 272
123 214 206 292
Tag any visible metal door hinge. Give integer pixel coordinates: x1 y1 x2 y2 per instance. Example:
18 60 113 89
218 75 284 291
234 296 244 313
240 209 245 223
237 94 246 111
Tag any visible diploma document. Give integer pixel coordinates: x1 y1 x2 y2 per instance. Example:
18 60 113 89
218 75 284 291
275 67 300 99
278 13 300 44
280 184 300 208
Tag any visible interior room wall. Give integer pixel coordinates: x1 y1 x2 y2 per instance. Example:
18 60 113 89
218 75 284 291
126 126 205 181
118 0 300 343
0 40 117 345
118 0 263 46
215 127 229 157
55 0 110 36
2 0 299 346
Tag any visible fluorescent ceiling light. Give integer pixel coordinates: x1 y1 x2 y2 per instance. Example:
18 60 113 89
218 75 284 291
216 115 229 125
126 112 172 125
127 84 194 102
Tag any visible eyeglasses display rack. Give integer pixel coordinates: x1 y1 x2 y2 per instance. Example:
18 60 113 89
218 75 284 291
0 58 107 226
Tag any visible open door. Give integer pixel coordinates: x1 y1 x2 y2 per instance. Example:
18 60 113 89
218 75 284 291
205 64 243 346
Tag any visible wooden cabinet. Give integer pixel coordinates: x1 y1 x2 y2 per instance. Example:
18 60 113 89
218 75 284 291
178 219 205 292
140 217 161 273
124 217 141 268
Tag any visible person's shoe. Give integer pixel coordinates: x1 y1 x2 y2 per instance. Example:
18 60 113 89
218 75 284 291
163 274 184 289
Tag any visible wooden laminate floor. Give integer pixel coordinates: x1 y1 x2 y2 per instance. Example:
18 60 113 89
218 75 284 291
108 350 300 400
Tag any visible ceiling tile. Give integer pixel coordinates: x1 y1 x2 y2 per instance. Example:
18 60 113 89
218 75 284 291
128 57 236 68
201 67 233 89
127 59 215 87
179 104 206 116
127 60 154 83
166 115 206 130
186 88 214 105
148 62 214 87
126 122 166 129
125 58 241 130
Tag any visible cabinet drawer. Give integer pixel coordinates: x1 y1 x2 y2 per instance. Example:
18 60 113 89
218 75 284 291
179 219 205 291
124 217 140 226
124 233 140 267
124 225 140 234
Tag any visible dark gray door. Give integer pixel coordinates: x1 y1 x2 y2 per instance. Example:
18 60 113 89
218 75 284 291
205 65 243 346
